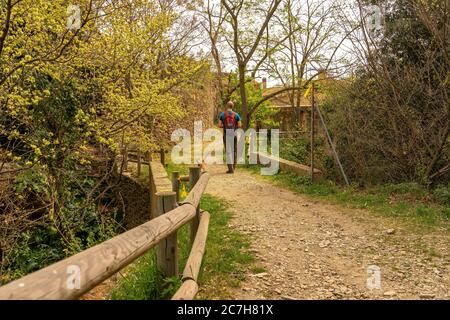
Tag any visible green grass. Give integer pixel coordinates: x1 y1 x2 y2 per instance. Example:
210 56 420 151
244 165 450 231
195 194 254 299
250 266 268 274
165 162 189 176
109 251 178 300
109 163 253 300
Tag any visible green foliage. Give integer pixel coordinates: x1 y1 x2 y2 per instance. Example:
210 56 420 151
0 71 120 280
279 137 337 180
0 0 209 283
321 0 449 185
227 73 276 127
2 178 119 283
1 73 120 278
376 183 428 198
280 137 309 164
4 227 65 282
14 168 49 196
433 184 450 206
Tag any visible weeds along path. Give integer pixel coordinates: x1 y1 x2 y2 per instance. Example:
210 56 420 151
204 165 449 300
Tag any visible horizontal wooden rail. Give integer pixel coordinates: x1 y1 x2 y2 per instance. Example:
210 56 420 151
122 148 166 174
0 173 210 301
182 172 210 208
256 152 322 179
150 162 173 194
127 159 150 166
0 204 197 300
172 211 210 301
172 280 198 300
182 211 210 282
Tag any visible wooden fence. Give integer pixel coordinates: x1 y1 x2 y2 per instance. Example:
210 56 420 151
0 159 210 301
124 148 168 176
256 151 322 179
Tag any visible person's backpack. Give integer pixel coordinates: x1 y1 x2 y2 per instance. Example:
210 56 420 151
224 111 237 130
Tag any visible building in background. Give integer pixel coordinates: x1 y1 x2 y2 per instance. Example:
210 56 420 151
261 70 334 137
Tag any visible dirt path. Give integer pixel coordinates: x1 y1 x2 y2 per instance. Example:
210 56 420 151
204 165 449 300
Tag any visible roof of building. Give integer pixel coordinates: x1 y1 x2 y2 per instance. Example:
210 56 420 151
261 72 345 108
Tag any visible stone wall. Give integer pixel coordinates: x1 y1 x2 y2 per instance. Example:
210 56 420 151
114 175 151 230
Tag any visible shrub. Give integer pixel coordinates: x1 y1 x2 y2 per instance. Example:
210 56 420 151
433 184 450 206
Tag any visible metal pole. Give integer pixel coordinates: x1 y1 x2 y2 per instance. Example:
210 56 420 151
315 104 350 187
310 83 315 182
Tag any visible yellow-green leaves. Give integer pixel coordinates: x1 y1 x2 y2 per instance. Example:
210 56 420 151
1 0 207 166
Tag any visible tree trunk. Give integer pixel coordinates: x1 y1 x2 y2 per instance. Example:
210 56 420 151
238 64 249 129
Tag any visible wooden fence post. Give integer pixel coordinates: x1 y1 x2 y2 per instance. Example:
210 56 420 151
123 145 129 172
137 149 142 177
155 191 178 277
256 120 262 132
147 151 152 163
149 162 155 220
160 148 166 167
189 167 201 244
172 171 180 202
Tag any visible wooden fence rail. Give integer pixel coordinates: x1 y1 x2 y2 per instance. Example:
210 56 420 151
172 210 210 300
124 148 168 175
0 160 210 301
256 151 322 179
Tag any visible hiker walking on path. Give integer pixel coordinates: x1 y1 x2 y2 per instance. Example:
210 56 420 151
219 101 242 174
